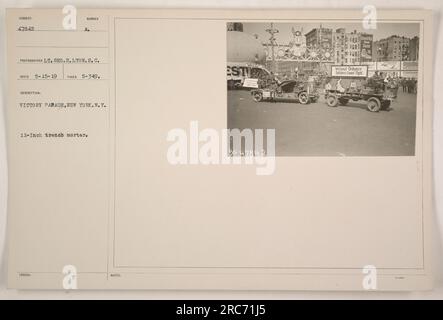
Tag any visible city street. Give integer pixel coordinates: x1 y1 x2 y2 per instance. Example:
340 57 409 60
227 89 417 156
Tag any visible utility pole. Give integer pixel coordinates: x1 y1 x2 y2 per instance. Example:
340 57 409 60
265 23 279 73
318 24 323 77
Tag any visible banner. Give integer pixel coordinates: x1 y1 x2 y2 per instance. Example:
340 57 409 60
377 61 400 71
401 61 419 71
331 65 368 77
227 63 270 81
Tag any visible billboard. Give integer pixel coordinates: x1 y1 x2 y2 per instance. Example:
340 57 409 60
360 39 373 61
401 61 419 71
226 62 270 81
377 61 401 71
364 60 418 77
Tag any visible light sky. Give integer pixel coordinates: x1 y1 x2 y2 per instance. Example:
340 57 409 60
242 22 420 44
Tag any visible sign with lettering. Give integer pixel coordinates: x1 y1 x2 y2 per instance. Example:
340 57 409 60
227 63 270 81
331 65 368 78
243 78 259 88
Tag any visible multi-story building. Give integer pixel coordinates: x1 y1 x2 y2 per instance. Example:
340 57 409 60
333 28 346 65
409 36 419 61
345 30 361 65
373 36 411 61
305 26 333 50
373 39 387 61
332 29 368 65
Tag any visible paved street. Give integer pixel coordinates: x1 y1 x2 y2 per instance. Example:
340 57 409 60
228 89 417 156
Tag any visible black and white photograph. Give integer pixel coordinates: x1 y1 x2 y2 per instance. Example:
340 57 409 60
227 22 420 156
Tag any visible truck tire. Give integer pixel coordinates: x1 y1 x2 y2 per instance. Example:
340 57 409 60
338 98 349 106
367 97 381 112
298 92 309 105
326 95 339 107
381 100 391 110
252 91 263 102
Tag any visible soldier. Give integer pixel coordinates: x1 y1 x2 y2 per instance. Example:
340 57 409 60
401 77 406 92
367 71 384 93
391 76 399 97
385 75 399 99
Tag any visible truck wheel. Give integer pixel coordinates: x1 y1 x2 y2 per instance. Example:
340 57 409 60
367 97 381 112
326 95 339 107
252 91 263 102
338 98 349 106
298 92 309 104
381 100 391 110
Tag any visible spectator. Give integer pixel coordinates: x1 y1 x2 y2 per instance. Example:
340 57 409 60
401 78 406 93
407 78 413 93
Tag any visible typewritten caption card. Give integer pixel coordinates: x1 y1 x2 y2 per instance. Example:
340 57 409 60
5 8 434 290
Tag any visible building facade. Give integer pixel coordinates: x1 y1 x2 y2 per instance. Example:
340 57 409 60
332 29 372 65
373 35 411 61
344 30 360 65
305 26 333 50
409 36 419 61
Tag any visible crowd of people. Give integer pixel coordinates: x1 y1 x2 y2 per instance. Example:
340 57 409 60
399 77 418 94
